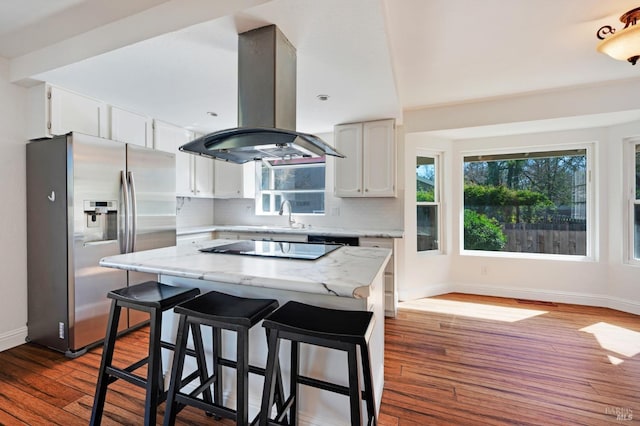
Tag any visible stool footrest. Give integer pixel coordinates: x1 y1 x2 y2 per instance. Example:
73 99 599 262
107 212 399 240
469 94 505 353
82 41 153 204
296 374 373 401
175 394 237 421
218 357 267 376
124 356 149 373
161 340 198 359
189 373 218 397
105 366 147 389
275 395 296 423
298 374 350 396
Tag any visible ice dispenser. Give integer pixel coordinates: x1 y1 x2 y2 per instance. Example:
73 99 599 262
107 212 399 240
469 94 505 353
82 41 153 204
83 200 118 242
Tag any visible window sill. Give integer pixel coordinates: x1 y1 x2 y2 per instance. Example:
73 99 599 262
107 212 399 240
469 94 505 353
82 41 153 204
460 249 595 262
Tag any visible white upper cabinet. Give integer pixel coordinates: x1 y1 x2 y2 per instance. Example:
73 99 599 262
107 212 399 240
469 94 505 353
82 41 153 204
25 83 251 200
194 155 215 197
153 120 214 198
27 83 108 140
109 106 151 147
214 160 244 198
334 119 396 197
363 119 396 196
334 123 363 197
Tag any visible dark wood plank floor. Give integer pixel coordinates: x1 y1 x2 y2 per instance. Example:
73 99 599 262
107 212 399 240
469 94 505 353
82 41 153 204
0 293 638 425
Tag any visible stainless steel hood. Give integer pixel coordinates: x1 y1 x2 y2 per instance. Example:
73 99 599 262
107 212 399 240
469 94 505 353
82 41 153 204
180 25 344 164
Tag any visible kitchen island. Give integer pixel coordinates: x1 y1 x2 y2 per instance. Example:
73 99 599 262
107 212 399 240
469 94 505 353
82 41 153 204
99 239 390 425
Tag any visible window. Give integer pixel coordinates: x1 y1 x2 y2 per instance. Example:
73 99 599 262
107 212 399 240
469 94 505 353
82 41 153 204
416 154 440 251
256 157 326 215
463 148 588 256
632 143 640 260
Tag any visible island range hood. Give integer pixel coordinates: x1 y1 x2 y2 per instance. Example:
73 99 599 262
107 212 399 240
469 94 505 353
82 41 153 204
180 25 344 164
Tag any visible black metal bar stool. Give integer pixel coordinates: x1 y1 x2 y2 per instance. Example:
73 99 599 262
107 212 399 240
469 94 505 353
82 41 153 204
258 301 377 426
163 290 285 426
90 281 201 426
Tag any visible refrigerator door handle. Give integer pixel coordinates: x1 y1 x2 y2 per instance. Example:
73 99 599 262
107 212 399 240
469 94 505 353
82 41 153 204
128 171 138 252
120 170 130 254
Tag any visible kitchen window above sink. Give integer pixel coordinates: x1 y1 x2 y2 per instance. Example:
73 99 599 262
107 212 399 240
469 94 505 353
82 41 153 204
256 157 326 215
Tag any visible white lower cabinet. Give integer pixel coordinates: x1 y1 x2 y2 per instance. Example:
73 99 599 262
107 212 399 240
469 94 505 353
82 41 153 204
359 237 397 317
215 231 307 242
177 232 214 246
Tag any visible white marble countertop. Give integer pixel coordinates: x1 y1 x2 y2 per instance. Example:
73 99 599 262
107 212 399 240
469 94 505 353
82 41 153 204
99 239 391 299
177 224 404 239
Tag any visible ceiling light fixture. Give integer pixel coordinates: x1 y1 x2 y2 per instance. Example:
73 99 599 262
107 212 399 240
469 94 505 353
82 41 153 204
597 7 640 65
207 111 218 117
316 94 330 101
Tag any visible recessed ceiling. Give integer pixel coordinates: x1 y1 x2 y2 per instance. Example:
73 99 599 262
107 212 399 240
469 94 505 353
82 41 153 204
2 0 640 137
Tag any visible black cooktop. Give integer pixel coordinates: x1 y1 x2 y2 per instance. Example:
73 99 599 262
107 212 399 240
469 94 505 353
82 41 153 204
199 240 342 260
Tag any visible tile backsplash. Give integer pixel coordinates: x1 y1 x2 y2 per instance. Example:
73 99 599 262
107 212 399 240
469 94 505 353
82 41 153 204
213 190 404 230
176 197 214 228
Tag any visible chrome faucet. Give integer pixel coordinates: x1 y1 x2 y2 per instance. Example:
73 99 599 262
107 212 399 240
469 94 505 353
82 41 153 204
278 199 295 227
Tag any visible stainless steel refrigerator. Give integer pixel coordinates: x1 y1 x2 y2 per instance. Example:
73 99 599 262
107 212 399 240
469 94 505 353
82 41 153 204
26 132 176 357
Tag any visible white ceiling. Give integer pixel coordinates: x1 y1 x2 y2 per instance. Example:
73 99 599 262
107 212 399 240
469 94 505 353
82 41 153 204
2 0 640 136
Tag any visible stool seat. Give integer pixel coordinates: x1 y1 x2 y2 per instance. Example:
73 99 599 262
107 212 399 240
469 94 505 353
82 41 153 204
108 280 200 309
90 282 201 426
175 291 279 327
262 301 373 343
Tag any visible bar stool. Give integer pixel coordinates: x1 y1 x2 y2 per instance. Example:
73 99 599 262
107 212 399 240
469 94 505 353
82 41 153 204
259 301 377 426
90 281 201 426
163 291 285 426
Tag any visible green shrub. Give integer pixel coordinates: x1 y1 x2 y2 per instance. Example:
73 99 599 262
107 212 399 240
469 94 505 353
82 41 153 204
464 184 555 223
417 190 434 202
463 209 506 251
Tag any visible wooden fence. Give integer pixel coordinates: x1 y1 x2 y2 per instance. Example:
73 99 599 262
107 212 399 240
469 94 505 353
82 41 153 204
502 223 586 255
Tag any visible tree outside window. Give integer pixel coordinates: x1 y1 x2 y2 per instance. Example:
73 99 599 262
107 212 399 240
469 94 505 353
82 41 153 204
463 149 587 255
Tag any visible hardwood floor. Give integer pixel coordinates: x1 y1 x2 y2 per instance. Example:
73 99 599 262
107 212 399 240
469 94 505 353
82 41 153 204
0 293 638 425
380 294 640 426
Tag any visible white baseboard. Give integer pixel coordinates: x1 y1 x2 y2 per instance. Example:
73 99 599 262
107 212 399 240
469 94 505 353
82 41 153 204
397 282 640 315
606 296 640 316
0 326 27 352
452 282 611 307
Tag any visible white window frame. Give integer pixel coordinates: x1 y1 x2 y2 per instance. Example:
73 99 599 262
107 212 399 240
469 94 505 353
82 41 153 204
416 149 443 254
255 160 326 216
625 137 640 265
460 142 595 261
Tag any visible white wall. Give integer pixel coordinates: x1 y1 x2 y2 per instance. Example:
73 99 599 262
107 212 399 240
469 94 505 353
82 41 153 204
605 121 640 313
400 81 640 315
401 133 453 299
213 131 405 231
0 57 28 351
